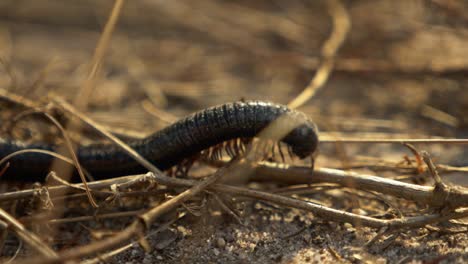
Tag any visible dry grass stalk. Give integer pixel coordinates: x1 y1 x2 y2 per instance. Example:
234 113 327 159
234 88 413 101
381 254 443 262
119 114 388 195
0 209 57 259
288 0 350 109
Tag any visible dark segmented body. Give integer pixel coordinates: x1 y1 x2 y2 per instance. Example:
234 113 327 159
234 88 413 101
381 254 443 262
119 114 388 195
0 101 319 182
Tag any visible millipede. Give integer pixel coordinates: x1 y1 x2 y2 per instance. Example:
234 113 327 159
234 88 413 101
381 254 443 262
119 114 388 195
0 101 319 182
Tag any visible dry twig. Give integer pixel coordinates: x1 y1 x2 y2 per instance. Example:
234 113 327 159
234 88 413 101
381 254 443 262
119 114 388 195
25 162 234 264
2 162 467 207
320 137 468 144
288 0 350 109
0 209 57 259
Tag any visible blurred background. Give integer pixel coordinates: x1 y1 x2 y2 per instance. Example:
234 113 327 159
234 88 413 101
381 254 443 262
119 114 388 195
1 0 468 167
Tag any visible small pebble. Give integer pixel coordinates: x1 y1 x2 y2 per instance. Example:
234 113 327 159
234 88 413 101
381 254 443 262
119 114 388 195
177 226 191 237
344 223 356 232
329 222 338 230
216 237 226 248
357 208 368 215
225 232 235 242
239 253 248 260
143 256 152 264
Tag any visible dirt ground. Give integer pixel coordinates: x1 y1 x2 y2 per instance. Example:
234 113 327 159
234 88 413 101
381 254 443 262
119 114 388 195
0 1 467 263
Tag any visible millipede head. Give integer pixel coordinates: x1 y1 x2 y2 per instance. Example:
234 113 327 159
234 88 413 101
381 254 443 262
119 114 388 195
284 121 319 159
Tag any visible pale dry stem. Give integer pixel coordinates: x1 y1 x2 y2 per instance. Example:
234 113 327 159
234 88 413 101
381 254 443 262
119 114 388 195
288 0 350 109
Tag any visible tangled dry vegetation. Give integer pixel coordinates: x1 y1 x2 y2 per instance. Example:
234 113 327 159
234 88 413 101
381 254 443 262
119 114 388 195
0 0 468 263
